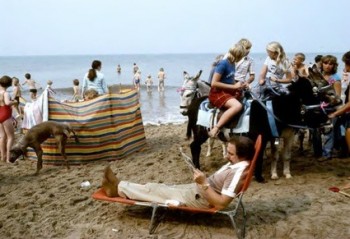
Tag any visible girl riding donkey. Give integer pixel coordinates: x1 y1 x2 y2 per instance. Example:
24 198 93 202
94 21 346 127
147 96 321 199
208 44 249 137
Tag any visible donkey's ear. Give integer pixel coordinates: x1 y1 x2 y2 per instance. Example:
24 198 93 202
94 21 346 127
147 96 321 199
194 70 202 80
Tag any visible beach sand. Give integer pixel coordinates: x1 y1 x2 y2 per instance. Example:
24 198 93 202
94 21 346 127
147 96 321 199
0 123 349 238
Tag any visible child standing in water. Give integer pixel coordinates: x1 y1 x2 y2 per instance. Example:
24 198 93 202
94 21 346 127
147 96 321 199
0 76 17 163
145 75 153 93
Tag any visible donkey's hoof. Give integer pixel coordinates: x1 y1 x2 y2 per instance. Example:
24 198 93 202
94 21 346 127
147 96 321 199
284 174 292 179
271 174 279 180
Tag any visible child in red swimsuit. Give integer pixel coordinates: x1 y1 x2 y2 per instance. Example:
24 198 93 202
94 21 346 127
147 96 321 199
0 76 17 163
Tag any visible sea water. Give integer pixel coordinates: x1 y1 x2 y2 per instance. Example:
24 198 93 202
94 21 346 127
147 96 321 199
0 53 344 125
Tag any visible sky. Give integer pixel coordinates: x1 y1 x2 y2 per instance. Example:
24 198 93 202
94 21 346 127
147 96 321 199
1 0 349 56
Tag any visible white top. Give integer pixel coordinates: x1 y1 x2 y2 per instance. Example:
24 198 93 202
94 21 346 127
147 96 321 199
264 57 290 80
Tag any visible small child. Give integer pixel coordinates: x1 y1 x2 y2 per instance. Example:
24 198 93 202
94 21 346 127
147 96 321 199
12 77 22 118
22 73 40 90
84 89 98 100
72 79 82 102
145 74 153 92
46 80 56 94
30 89 38 101
291 53 309 78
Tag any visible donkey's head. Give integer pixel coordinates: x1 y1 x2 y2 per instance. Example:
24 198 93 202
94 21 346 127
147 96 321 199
179 70 203 115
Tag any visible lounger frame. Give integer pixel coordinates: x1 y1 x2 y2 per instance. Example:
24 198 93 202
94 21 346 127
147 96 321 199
92 135 262 238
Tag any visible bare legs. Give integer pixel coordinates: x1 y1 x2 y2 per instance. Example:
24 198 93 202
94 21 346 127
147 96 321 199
102 166 120 197
0 118 15 163
209 98 242 137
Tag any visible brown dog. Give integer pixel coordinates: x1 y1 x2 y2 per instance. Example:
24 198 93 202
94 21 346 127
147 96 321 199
9 121 79 175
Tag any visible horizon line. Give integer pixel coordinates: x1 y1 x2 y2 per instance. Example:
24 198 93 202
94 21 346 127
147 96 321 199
0 51 344 58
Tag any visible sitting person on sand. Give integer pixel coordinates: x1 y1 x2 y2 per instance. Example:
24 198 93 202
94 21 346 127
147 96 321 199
102 136 254 209
72 79 82 102
82 60 108 97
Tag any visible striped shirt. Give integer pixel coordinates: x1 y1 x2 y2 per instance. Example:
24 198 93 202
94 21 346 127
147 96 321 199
234 56 255 83
208 161 249 198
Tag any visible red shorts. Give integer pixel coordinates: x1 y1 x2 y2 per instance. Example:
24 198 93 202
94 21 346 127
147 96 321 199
208 88 242 109
0 105 12 123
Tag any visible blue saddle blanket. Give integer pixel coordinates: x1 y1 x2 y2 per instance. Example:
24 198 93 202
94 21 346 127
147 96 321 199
197 98 251 133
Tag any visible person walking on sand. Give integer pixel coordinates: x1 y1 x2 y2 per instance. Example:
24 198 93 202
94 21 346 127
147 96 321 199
12 77 22 119
0 76 18 163
82 60 108 97
157 68 166 92
102 136 254 209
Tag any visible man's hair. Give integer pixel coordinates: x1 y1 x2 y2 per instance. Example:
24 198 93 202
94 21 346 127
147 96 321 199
314 55 323 63
230 136 255 160
342 51 350 66
25 73 31 79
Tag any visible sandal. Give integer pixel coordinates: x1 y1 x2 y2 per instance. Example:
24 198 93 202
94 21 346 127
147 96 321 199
208 126 220 138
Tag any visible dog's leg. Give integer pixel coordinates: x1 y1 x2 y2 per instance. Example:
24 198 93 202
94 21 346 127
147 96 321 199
57 135 70 170
34 146 43 175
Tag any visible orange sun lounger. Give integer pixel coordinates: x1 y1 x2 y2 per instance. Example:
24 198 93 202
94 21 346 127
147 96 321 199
92 135 262 238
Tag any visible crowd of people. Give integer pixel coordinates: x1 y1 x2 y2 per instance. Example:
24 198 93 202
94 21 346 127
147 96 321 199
1 42 350 209
206 38 350 163
114 62 167 93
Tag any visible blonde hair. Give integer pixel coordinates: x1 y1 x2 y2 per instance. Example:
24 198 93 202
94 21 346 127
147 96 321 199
266 41 289 71
227 44 246 64
238 38 252 49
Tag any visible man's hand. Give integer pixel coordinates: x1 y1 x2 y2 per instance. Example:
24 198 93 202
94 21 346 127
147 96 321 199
193 168 207 185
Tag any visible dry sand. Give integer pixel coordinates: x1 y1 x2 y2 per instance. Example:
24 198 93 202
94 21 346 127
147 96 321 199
0 123 349 238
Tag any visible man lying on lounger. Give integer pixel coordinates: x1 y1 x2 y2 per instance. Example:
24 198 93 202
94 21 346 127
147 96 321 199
102 136 255 210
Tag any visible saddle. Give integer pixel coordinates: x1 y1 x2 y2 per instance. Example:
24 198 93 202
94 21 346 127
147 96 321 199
197 97 252 137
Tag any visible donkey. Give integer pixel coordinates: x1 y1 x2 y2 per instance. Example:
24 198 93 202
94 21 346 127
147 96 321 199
184 65 341 182
179 70 226 157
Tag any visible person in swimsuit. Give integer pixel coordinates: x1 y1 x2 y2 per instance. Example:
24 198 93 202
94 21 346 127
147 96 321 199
157 68 166 92
0 76 17 163
133 70 141 91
